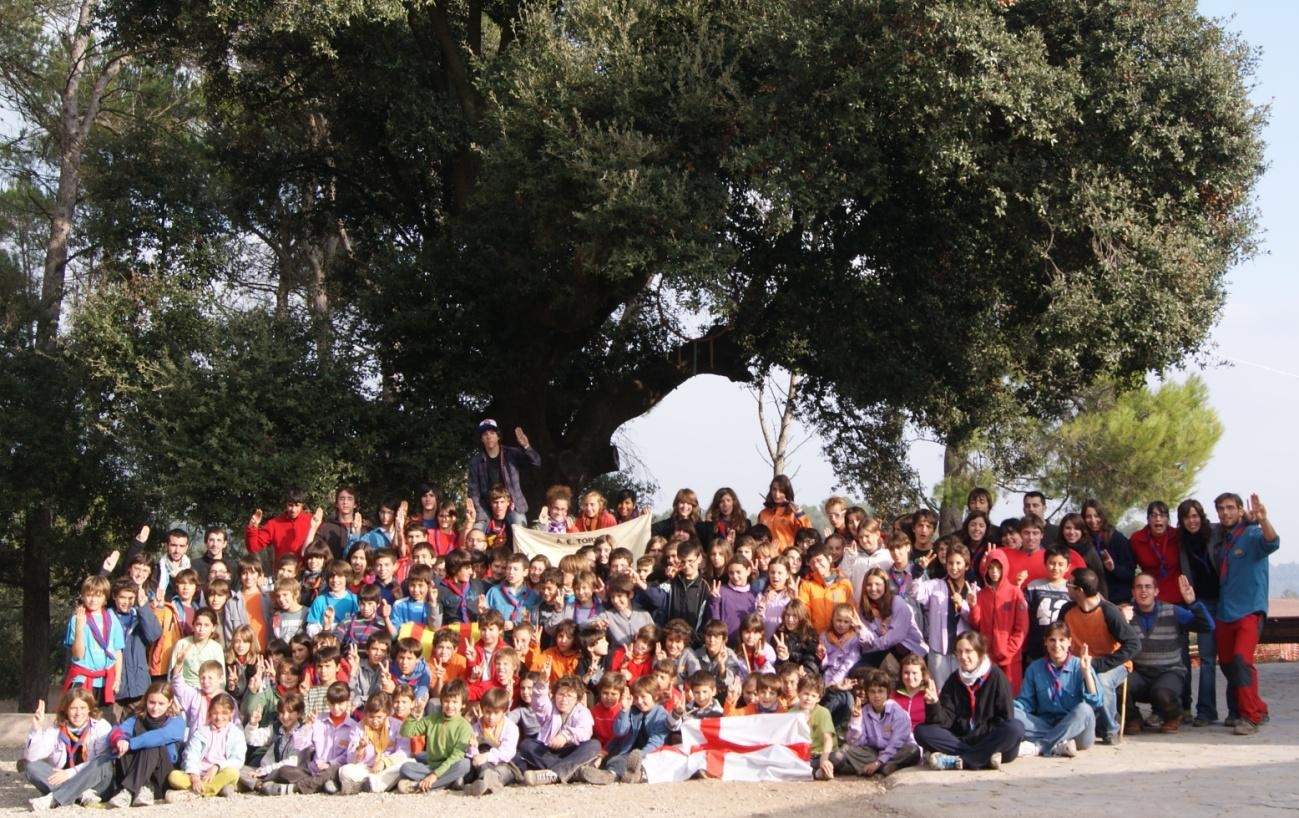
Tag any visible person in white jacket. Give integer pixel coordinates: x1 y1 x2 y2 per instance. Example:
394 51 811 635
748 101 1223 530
24 689 114 811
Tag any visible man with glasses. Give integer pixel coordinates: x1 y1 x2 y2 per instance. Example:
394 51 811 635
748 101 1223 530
1060 569 1141 743
1212 493 1280 736
1119 574 1212 733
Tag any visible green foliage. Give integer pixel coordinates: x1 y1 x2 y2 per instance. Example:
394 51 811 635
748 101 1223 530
1042 375 1222 521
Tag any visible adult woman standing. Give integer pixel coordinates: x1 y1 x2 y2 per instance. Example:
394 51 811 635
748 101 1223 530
914 631 1024 770
1080 501 1134 604
1178 499 1226 726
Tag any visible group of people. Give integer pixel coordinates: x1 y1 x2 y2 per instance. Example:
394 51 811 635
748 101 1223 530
25 420 1282 808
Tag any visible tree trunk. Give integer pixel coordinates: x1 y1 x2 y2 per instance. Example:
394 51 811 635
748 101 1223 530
505 326 752 513
938 442 966 537
757 370 802 479
21 0 126 710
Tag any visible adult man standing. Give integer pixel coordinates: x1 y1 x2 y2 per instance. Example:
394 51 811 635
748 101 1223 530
1023 492 1058 546
467 419 540 528
1060 569 1141 743
1213 493 1280 736
193 526 229 584
245 487 313 563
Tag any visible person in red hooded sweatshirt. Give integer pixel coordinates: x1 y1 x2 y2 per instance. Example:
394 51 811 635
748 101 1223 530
970 549 1029 695
245 488 314 563
1128 501 1183 605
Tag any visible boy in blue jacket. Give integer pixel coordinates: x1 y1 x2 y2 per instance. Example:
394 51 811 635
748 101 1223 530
603 676 669 784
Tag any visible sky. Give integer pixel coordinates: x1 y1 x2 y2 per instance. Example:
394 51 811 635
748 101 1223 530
619 1 1299 561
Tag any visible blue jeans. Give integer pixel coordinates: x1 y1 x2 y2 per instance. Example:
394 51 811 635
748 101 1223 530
1194 600 1235 722
398 758 470 790
25 757 115 805
1095 664 1128 738
1014 703 1096 755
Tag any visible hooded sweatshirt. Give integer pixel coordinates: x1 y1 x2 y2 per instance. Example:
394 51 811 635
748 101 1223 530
969 549 1029 694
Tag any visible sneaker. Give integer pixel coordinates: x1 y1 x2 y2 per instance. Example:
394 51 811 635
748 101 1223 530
1018 741 1039 758
523 770 558 786
464 769 500 797
323 780 339 795
132 788 154 807
1191 717 1213 727
265 783 295 796
926 752 963 771
29 794 55 812
395 780 419 794
1051 739 1078 758
1160 715 1181 734
338 778 362 796
987 752 1002 771
878 761 900 777
574 766 616 785
164 790 196 804
622 749 643 785
77 790 102 807
107 790 133 810
1224 717 1238 728
219 784 237 798
1233 719 1258 736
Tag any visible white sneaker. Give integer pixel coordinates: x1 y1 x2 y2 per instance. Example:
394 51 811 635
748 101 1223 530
1052 739 1078 758
107 790 134 809
523 769 558 786
76 789 101 807
322 780 339 794
29 794 55 812
133 788 154 807
1018 741 1039 758
988 752 1003 770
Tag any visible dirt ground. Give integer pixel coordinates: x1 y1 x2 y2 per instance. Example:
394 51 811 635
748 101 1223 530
3 664 1297 818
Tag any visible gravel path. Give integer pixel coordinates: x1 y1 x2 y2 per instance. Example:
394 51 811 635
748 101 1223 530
3 664 1296 817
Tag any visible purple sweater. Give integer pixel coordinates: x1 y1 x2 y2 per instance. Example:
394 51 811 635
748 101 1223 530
707 584 758 637
846 699 916 764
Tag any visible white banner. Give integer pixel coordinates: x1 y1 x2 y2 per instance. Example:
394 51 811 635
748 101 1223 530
641 713 813 783
511 513 652 565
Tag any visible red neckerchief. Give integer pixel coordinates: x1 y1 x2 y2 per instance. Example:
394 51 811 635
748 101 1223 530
1219 524 1249 582
1046 653 1071 704
964 674 987 730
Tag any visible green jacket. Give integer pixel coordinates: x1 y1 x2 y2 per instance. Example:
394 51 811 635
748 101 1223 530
400 712 472 777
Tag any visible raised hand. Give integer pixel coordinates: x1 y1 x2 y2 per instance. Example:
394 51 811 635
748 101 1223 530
773 632 789 660
380 599 392 621
1079 643 1092 670
31 699 45 729
101 550 121 574
515 427 530 449
137 525 150 543
1015 570 1029 588
707 580 722 599
1178 575 1196 605
1118 603 1134 623
477 594 489 614
1248 493 1268 524
923 678 939 705
249 508 264 528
